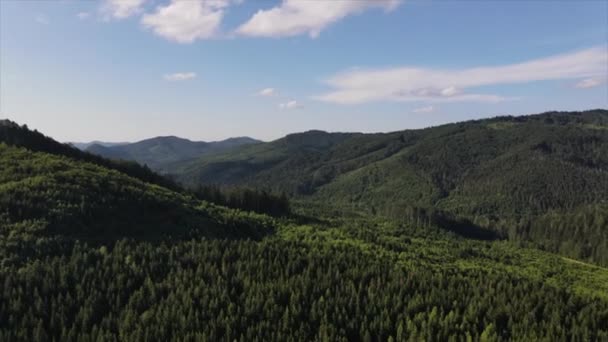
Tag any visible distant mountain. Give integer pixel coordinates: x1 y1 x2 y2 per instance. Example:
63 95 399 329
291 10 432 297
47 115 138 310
69 141 129 150
169 109 608 266
86 143 134 161
86 135 261 171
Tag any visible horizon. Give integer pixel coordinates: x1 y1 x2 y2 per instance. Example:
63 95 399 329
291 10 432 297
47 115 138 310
4 107 607 144
1 0 607 142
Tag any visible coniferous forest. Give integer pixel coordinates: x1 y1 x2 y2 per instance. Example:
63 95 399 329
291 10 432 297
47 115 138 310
1 111 608 341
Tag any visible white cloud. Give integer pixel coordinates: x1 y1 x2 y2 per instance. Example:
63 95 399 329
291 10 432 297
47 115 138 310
141 0 229 43
35 14 49 25
279 100 302 109
314 46 608 104
164 72 197 81
440 86 461 97
77 12 90 20
237 0 401 38
413 105 434 113
102 0 146 19
258 88 276 96
575 77 605 89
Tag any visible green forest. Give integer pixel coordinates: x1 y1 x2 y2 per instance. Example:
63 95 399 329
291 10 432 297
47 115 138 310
1 111 608 341
165 110 608 266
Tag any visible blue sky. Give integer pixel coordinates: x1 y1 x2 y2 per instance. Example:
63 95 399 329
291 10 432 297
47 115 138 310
1 0 607 142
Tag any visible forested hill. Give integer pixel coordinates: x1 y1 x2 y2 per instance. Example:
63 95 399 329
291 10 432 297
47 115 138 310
169 109 608 265
85 135 261 171
0 120 180 191
173 110 608 198
0 121 275 241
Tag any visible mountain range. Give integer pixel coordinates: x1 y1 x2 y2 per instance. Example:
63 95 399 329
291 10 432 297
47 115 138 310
79 109 608 266
68 141 129 150
84 135 260 171
102 109 607 266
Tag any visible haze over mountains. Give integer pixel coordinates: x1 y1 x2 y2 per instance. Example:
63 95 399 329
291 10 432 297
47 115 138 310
69 141 129 150
83 135 261 171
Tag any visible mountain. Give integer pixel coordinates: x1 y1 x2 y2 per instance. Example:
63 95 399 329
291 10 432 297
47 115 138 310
68 141 129 150
169 109 608 266
86 135 261 171
172 130 358 188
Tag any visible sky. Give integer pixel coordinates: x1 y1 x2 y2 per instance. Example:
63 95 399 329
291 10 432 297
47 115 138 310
1 0 607 142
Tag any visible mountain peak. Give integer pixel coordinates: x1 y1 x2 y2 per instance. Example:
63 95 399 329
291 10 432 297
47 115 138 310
282 130 355 149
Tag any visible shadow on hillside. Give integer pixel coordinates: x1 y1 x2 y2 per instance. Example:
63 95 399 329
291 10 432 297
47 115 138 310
434 215 500 241
42 210 277 246
289 212 332 226
394 207 501 241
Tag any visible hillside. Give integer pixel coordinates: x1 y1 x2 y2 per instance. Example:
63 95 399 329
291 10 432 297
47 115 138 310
172 130 359 190
1 119 608 340
173 110 608 200
0 122 275 241
170 110 608 265
0 120 180 191
86 135 260 171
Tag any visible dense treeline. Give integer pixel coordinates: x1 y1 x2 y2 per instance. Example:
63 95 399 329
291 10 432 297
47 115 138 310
193 185 290 217
1 238 607 341
508 205 608 266
380 203 608 266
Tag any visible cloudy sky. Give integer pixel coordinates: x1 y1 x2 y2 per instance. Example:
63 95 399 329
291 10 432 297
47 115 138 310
1 0 607 142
